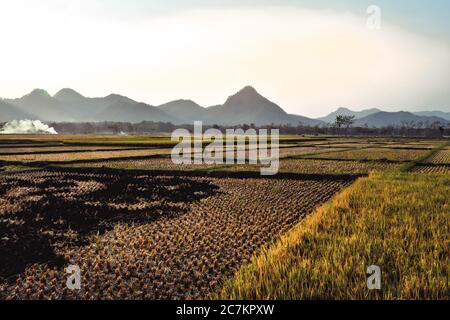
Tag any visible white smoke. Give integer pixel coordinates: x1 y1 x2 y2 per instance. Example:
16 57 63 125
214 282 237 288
0 120 58 134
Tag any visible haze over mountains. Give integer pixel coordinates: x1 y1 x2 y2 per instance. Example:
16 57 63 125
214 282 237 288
318 107 382 123
0 86 449 127
318 107 450 127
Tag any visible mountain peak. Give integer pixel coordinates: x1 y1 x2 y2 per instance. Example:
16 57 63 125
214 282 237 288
27 89 51 98
54 88 85 101
336 107 352 112
226 86 265 104
236 85 259 96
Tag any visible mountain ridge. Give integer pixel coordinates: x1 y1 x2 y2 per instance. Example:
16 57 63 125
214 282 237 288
354 111 449 127
1 88 449 127
318 107 382 123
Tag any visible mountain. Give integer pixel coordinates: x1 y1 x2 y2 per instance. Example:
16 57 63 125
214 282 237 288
354 111 449 128
203 86 322 126
4 87 448 127
319 107 381 123
3 89 142 122
0 99 35 122
413 111 450 121
157 86 322 126
54 88 86 103
6 89 75 122
54 89 140 121
158 100 205 124
95 101 177 123
53 88 93 120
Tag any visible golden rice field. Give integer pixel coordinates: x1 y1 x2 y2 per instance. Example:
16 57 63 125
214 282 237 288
213 172 449 300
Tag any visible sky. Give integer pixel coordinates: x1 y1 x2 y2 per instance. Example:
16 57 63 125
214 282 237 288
0 0 449 117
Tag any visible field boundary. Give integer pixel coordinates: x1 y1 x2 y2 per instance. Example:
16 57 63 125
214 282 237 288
401 142 449 172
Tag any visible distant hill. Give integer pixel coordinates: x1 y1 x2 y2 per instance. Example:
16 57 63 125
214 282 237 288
96 101 178 123
6 89 75 122
0 99 35 122
319 107 381 123
354 111 449 128
413 111 450 121
202 86 323 126
157 86 322 126
54 89 138 121
4 89 144 122
158 100 206 124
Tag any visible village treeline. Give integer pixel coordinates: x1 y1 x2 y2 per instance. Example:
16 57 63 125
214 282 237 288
8 117 447 137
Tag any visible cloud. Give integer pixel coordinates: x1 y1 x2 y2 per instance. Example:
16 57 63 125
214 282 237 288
0 4 449 117
0 120 58 134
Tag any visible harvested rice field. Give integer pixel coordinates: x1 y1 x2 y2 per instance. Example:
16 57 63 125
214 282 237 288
0 169 353 299
0 148 173 163
424 149 450 164
67 158 225 172
410 165 450 175
278 158 400 174
0 135 448 301
0 145 144 155
224 159 400 174
306 147 429 162
64 156 400 175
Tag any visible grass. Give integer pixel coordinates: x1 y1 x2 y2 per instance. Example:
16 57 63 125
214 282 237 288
212 171 449 300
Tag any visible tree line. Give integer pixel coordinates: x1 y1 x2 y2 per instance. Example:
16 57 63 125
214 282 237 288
40 118 450 138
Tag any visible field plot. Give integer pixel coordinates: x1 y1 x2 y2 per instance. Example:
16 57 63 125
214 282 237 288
315 144 373 149
278 146 347 157
68 158 224 172
278 159 399 174
0 145 144 155
64 154 399 175
0 169 353 299
0 148 173 163
0 143 63 148
411 165 450 175
306 147 429 162
424 149 450 165
225 159 400 175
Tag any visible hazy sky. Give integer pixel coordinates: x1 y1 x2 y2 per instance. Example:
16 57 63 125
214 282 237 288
0 0 449 117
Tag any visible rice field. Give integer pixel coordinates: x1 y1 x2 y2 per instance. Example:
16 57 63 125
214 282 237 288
0 148 173 163
63 156 399 175
214 172 449 300
0 169 353 299
0 145 142 155
424 149 450 165
0 135 447 300
411 165 450 175
306 147 429 162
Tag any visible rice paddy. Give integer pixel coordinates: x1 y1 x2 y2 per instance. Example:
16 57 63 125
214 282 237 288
0 169 353 299
305 147 429 162
0 135 448 300
424 149 450 164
